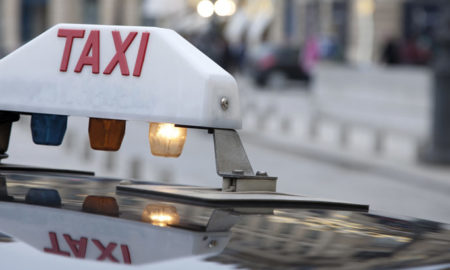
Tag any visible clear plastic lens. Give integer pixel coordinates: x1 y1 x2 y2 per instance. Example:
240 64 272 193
149 123 187 157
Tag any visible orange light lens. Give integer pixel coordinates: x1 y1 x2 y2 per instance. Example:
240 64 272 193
88 118 125 151
82 195 119 217
141 204 180 227
148 123 187 157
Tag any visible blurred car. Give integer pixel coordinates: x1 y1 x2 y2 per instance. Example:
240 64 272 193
247 45 311 88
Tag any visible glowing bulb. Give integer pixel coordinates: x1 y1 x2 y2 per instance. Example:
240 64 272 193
197 0 214 18
149 123 187 157
142 204 180 227
156 123 182 140
214 0 236 16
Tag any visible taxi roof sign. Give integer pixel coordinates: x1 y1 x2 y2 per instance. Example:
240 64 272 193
0 24 241 129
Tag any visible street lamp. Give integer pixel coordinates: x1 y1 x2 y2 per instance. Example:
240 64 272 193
214 0 236 17
196 0 236 18
197 0 214 18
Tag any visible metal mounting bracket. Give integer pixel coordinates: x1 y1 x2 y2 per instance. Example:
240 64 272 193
0 112 20 162
212 129 277 192
0 175 12 201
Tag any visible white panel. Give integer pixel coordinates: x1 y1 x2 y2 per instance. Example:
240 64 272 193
0 24 241 129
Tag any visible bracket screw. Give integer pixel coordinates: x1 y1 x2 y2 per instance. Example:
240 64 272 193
220 97 229 111
208 240 217 248
232 169 244 175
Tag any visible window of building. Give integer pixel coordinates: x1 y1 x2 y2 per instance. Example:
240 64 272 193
21 0 48 43
0 4 3 57
83 0 99 24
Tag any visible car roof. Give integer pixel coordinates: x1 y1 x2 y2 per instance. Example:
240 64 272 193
0 166 449 269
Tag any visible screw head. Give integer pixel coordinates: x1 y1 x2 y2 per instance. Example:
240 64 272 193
220 97 229 111
232 169 244 175
208 240 217 248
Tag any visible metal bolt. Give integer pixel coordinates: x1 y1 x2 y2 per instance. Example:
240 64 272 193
232 169 244 175
208 240 217 248
220 97 229 111
256 171 268 176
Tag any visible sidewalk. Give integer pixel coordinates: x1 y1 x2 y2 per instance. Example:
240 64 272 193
238 63 436 164
242 130 450 197
238 63 431 162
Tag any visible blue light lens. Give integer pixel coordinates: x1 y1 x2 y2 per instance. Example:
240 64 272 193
25 188 61 207
31 114 67 146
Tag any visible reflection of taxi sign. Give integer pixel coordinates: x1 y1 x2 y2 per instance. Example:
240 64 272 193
0 24 239 155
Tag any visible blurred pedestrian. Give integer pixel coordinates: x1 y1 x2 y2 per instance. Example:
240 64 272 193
381 38 401 65
300 35 319 74
300 35 319 86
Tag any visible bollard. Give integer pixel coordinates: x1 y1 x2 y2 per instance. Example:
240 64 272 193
104 152 115 171
373 130 384 155
308 115 319 140
419 2 450 164
339 124 349 148
280 116 291 134
130 157 142 179
83 139 92 162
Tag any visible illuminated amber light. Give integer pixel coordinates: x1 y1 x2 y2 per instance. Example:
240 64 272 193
149 123 187 157
142 204 180 227
82 195 119 217
88 118 126 151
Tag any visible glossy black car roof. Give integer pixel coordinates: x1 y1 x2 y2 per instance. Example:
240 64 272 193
0 165 449 269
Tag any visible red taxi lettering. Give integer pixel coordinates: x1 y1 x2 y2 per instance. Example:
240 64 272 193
58 29 85 72
44 232 70 256
58 29 150 77
121 244 132 264
63 234 87 258
92 239 119 262
75 30 100 74
43 232 132 264
103 31 137 76
133 32 150 77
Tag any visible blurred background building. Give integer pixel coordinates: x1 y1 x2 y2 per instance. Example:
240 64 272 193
0 0 442 66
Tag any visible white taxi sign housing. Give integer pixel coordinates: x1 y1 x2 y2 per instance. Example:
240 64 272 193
0 24 241 129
